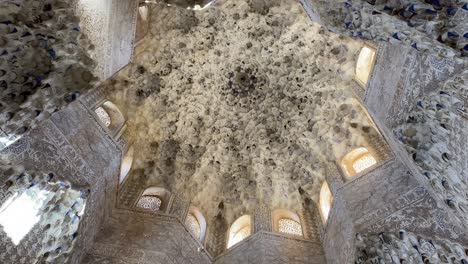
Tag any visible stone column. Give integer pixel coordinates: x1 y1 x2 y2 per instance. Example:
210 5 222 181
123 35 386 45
117 171 144 209
253 204 272 233
204 202 228 257
325 161 344 195
364 131 392 163
168 193 190 221
299 187 324 242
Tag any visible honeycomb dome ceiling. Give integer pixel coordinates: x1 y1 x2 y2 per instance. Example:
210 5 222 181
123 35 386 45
105 0 378 221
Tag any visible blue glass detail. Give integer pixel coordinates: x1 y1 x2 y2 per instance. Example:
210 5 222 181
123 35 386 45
447 32 459 38
462 3 468 11
447 8 457 15
47 49 56 59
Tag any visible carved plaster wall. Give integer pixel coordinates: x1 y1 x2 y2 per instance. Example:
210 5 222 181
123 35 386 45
83 210 212 264
0 88 122 264
73 0 138 79
214 231 326 264
364 43 466 129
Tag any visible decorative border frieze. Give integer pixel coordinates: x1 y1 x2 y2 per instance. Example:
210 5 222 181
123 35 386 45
39 119 95 184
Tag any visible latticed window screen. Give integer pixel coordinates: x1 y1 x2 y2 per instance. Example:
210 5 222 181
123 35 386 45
352 154 377 173
136 195 162 211
278 218 302 236
230 226 251 246
95 107 111 127
185 213 201 239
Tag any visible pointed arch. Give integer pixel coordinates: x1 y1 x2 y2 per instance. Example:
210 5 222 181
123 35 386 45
319 181 333 223
94 101 125 137
227 215 251 248
272 209 303 237
341 147 377 177
355 45 376 87
185 206 207 242
136 187 171 212
119 145 134 184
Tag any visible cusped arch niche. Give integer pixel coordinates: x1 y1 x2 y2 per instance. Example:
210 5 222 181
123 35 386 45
355 45 376 87
319 181 333 223
341 147 377 178
119 145 134 184
136 187 171 212
94 101 125 137
227 215 252 249
272 209 303 237
185 206 207 242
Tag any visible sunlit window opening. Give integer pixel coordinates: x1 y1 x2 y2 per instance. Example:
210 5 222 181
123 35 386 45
0 190 50 245
342 147 377 177
355 46 376 86
95 106 111 127
135 4 149 43
320 182 333 223
185 206 207 241
230 226 250 247
353 154 377 174
95 101 125 137
185 213 201 239
136 187 171 212
120 146 134 184
0 129 20 151
136 195 162 211
278 218 303 236
272 209 303 237
227 215 251 248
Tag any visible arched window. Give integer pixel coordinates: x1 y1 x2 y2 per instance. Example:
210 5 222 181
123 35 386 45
136 195 162 211
185 206 207 242
120 145 134 184
0 129 21 151
94 101 125 137
95 106 111 127
272 209 303 237
0 173 86 252
320 181 333 223
341 147 377 177
227 215 251 249
136 187 171 212
135 3 149 44
355 45 376 87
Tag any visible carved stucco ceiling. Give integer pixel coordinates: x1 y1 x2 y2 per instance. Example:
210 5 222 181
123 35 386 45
104 0 378 221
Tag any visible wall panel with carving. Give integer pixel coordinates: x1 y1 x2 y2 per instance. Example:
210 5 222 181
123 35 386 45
84 210 212 264
0 98 122 263
355 230 468 264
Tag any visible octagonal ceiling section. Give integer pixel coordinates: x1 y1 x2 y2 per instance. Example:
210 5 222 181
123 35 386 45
103 0 380 221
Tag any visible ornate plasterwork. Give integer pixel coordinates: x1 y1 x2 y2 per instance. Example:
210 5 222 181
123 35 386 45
74 0 138 80
0 0 97 137
355 230 468 264
217 230 326 264
0 170 86 263
169 194 190 221
85 209 212 264
394 70 468 224
253 204 272 233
